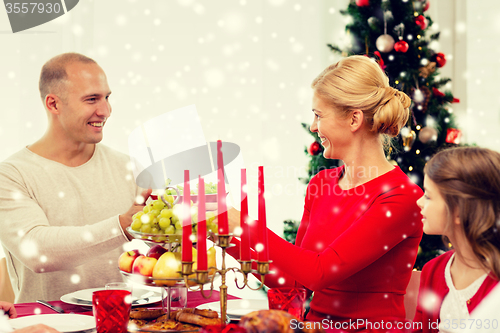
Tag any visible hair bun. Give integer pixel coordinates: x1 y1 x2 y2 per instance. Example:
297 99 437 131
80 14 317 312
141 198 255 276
372 87 411 137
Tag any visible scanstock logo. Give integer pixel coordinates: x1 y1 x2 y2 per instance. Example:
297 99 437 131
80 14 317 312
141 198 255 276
4 0 79 33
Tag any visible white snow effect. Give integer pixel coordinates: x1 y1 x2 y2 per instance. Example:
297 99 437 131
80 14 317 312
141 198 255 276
268 0 286 6
115 15 127 26
17 229 25 237
260 137 280 161
428 40 440 51
266 59 280 71
204 69 225 88
278 277 286 285
456 22 467 34
12 191 22 200
135 195 146 205
72 25 84 37
255 243 264 253
292 43 304 53
111 228 119 235
8 71 15 79
58 191 65 198
20 239 38 258
153 19 161 26
224 13 245 34
189 234 196 242
125 294 133 305
177 0 195 6
233 226 242 237
420 290 440 312
34 308 42 315
193 4 205 15
329 7 335 14
386 211 392 217
71 274 81 284
384 245 389 250
293 4 301 11
40 255 47 263
82 231 94 242
402 234 407 239
255 16 263 24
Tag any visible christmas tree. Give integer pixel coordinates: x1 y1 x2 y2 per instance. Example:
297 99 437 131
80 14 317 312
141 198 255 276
285 0 463 269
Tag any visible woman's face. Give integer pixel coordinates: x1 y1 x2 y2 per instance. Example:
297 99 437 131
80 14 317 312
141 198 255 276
310 93 351 160
417 175 451 236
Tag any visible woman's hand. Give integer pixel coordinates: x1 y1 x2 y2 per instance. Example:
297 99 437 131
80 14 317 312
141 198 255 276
0 301 17 318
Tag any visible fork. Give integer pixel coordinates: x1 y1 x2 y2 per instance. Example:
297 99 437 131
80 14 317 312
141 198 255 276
36 300 65 313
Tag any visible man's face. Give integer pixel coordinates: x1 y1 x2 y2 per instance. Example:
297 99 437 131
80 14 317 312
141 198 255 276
55 62 112 145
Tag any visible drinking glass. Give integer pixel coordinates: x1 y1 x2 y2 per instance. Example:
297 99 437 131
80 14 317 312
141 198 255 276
93 283 132 333
267 287 307 320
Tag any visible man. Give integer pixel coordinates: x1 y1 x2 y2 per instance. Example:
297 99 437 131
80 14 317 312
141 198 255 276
1 301 61 333
0 53 151 303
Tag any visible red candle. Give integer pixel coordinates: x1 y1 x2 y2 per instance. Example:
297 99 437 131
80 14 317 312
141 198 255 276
240 169 251 261
257 166 269 262
197 176 208 270
182 170 192 262
217 140 229 235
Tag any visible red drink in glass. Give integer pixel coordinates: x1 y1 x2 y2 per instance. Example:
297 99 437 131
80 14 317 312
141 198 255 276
93 289 131 333
267 288 307 320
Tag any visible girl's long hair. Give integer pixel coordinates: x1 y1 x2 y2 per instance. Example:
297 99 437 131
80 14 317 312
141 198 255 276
425 146 500 279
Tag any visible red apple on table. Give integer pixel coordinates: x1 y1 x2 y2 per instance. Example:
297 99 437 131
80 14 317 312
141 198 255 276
118 249 140 273
146 245 168 260
132 255 158 277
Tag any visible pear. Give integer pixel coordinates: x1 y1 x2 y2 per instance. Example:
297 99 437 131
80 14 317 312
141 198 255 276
152 252 181 286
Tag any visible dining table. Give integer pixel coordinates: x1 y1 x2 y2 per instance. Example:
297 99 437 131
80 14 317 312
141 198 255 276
14 290 239 318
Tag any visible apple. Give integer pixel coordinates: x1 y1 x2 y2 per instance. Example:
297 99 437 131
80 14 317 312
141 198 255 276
153 252 181 286
132 255 158 277
118 249 140 273
146 245 168 260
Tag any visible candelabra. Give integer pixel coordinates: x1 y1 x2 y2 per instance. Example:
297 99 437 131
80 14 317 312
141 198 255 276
181 234 270 326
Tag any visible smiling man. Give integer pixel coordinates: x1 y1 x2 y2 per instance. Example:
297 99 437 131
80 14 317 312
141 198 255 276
0 53 151 303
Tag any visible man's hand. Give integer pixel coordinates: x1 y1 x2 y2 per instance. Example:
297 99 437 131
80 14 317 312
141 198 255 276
0 301 17 318
119 188 152 238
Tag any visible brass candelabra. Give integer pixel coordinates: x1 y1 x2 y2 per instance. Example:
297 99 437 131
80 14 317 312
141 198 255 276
181 234 271 326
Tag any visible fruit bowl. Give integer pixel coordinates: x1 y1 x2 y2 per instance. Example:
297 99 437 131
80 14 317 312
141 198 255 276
121 271 196 288
127 227 182 244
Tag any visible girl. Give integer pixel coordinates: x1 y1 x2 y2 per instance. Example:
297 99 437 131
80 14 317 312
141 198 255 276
414 147 500 332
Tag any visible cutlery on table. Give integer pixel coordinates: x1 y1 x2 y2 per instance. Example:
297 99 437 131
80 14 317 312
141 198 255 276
36 300 65 313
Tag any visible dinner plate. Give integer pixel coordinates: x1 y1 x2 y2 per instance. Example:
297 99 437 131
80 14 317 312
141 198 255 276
60 288 162 307
197 299 268 318
9 314 95 332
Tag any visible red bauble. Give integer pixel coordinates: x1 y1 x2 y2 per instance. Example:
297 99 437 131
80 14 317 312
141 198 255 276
394 40 409 53
432 52 447 67
356 0 370 7
308 141 322 155
446 128 462 144
415 15 428 30
424 1 430 11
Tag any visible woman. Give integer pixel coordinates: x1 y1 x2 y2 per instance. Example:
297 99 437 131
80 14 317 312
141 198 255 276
225 55 423 328
414 147 500 332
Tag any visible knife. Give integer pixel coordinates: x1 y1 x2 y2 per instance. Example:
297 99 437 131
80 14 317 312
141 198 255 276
36 300 65 313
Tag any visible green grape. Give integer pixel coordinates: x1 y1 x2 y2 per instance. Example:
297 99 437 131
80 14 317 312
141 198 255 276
159 217 171 230
150 209 161 217
164 225 175 235
141 214 152 224
171 215 179 224
143 205 151 213
133 211 144 220
174 227 183 235
163 194 175 205
152 200 165 210
191 212 198 224
207 221 218 233
206 211 216 224
160 209 173 219
131 219 142 231
152 218 158 224
174 221 182 230
150 227 160 234
141 224 152 233
192 225 197 234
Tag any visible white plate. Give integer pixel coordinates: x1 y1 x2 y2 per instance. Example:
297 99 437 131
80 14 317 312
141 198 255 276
61 288 162 307
9 314 95 332
197 299 268 318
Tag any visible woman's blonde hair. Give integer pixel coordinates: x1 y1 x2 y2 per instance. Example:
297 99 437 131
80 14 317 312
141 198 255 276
311 55 411 138
425 147 500 280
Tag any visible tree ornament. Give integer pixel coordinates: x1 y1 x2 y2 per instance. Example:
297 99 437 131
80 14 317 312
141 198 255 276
412 86 431 113
400 127 416 152
376 34 395 53
432 87 445 98
431 52 446 67
446 128 462 144
452 97 460 103
308 141 322 156
367 17 379 30
418 126 438 144
419 62 436 78
356 0 370 6
424 1 430 11
394 40 409 53
415 15 428 30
